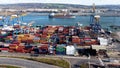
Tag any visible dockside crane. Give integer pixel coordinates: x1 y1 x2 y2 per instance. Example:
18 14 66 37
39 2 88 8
90 3 101 33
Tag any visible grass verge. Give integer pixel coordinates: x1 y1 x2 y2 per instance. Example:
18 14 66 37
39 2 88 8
0 56 70 68
27 58 70 68
0 65 21 68
80 63 89 68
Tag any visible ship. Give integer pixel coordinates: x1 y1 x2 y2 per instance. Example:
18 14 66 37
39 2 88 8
49 13 76 18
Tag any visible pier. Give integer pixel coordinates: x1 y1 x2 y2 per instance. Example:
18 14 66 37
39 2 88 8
0 8 120 16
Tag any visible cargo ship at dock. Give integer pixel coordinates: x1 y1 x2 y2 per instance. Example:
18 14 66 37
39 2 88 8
49 13 76 18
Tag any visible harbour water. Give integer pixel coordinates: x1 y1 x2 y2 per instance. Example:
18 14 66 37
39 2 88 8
1 13 120 28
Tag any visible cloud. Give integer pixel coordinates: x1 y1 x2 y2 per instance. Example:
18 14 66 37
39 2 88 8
0 0 119 5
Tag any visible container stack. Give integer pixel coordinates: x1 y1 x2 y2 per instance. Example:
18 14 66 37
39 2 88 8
0 24 109 56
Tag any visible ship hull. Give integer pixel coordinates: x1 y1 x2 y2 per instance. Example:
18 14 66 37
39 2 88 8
49 15 76 18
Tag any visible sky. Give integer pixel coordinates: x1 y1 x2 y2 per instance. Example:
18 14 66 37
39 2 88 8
0 0 120 5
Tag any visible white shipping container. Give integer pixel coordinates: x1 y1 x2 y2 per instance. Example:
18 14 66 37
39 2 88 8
98 37 108 45
66 45 76 55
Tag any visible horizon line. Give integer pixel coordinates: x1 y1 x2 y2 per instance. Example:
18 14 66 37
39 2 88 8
0 3 120 6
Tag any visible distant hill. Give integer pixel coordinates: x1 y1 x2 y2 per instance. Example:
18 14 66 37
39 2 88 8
0 3 88 9
96 5 120 9
0 3 120 9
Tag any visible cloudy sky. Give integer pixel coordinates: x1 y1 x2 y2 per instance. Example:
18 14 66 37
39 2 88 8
0 0 120 5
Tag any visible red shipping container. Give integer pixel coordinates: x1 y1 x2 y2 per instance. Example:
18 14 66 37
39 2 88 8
39 44 48 54
39 44 48 49
27 40 34 43
16 46 25 53
0 48 9 52
34 34 41 37
91 39 98 45
85 41 92 45
12 41 20 45
9 44 18 49
41 35 47 38
84 37 91 41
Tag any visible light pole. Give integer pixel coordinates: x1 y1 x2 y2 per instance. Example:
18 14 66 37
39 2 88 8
87 54 91 68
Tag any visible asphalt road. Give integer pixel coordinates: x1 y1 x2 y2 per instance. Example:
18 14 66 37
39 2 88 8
0 57 60 68
0 53 103 68
66 57 99 68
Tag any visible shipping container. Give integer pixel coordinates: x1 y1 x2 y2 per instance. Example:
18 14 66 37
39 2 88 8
72 36 81 44
56 44 66 55
39 44 48 54
0 48 9 52
66 45 76 55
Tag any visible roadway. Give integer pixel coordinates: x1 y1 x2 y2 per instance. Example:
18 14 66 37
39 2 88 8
65 57 99 68
0 52 102 68
0 57 60 68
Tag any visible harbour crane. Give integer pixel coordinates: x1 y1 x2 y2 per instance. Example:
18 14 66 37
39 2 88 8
90 3 101 33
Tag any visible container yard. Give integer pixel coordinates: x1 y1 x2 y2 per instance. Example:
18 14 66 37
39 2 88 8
1 21 120 68
0 8 114 57
0 3 120 68
0 22 111 56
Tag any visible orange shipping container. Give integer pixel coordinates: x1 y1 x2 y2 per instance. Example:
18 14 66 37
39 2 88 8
72 36 81 44
72 39 81 44
24 34 30 37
